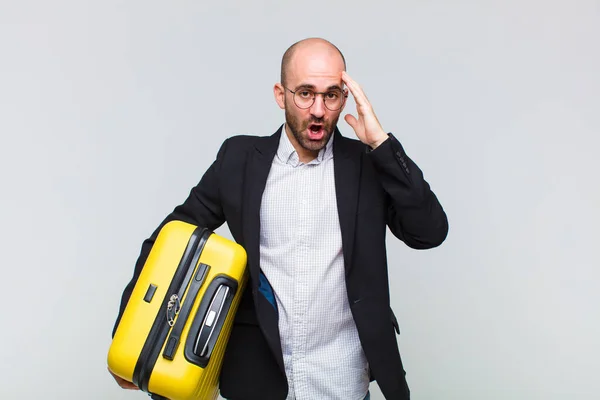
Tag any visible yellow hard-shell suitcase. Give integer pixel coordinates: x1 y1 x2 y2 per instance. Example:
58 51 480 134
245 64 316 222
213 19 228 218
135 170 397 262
107 220 248 400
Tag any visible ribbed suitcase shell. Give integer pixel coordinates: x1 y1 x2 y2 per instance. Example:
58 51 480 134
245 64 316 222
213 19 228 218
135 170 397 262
107 220 248 400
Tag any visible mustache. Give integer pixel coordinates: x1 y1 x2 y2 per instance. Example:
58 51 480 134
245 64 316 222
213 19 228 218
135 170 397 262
306 117 326 125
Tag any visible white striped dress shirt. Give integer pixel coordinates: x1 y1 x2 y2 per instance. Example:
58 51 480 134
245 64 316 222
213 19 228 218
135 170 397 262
259 128 370 400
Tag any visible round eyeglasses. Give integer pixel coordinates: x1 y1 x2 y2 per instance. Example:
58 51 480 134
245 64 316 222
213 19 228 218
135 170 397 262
284 86 348 111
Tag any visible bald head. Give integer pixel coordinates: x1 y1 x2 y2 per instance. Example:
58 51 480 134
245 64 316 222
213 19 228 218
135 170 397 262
280 38 346 86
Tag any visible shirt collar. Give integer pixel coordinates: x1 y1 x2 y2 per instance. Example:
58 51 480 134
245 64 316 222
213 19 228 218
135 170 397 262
277 125 335 167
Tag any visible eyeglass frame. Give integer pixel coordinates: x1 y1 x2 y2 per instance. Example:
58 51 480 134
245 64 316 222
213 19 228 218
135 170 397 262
283 85 349 111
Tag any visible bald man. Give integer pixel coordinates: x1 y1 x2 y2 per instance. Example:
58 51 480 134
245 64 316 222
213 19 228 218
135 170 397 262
110 38 448 400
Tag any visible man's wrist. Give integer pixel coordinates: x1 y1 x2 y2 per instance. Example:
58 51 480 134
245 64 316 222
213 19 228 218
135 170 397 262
368 133 390 150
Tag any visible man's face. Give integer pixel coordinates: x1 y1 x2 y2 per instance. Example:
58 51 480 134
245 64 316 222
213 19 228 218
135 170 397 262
277 46 346 155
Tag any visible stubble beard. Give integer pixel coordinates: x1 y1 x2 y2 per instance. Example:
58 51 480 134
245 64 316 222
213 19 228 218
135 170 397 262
284 103 339 153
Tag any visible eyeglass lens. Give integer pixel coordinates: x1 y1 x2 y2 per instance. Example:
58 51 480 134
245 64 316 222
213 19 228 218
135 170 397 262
293 89 345 111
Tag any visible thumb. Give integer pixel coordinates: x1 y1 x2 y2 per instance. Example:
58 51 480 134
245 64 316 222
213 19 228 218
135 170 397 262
344 114 359 130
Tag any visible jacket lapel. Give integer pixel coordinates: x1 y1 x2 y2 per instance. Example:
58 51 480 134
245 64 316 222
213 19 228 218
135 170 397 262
241 127 281 288
241 125 285 372
333 129 362 277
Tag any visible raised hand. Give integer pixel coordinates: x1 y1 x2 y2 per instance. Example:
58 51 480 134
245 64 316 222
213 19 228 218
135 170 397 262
342 71 389 149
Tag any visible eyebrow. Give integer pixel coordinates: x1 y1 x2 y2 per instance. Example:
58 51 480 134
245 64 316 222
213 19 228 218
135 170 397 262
294 83 344 91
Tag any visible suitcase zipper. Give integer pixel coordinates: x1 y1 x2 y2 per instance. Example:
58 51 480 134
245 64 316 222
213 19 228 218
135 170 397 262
162 262 210 360
132 226 211 393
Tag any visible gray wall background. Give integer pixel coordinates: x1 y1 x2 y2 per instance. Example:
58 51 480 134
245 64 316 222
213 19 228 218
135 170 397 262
1 0 598 399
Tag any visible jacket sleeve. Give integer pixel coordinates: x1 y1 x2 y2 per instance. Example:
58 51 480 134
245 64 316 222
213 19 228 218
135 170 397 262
111 138 229 337
367 133 449 249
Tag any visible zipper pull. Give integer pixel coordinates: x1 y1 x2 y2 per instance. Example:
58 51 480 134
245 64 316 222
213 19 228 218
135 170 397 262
166 294 181 327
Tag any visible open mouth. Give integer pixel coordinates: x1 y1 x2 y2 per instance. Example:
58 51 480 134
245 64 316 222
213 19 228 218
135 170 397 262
307 124 325 140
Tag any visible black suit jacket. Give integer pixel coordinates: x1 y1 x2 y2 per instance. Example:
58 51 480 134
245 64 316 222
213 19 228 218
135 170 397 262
113 126 448 400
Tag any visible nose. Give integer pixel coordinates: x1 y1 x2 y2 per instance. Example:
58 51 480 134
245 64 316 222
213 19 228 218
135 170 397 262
310 94 326 118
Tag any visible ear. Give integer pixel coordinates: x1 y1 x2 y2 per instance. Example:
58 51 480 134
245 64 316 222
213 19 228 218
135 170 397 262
274 83 286 110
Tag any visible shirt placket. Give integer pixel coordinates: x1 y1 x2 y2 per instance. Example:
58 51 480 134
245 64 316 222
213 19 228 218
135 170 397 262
292 163 314 398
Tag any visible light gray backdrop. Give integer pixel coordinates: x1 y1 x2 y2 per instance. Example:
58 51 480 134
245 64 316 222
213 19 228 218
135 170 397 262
1 0 598 399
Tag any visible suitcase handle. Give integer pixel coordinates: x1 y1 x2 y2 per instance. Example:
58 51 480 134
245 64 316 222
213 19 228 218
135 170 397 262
194 284 230 357
183 275 238 368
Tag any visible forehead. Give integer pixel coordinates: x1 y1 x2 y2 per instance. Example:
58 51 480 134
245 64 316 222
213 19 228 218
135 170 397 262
287 45 345 89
